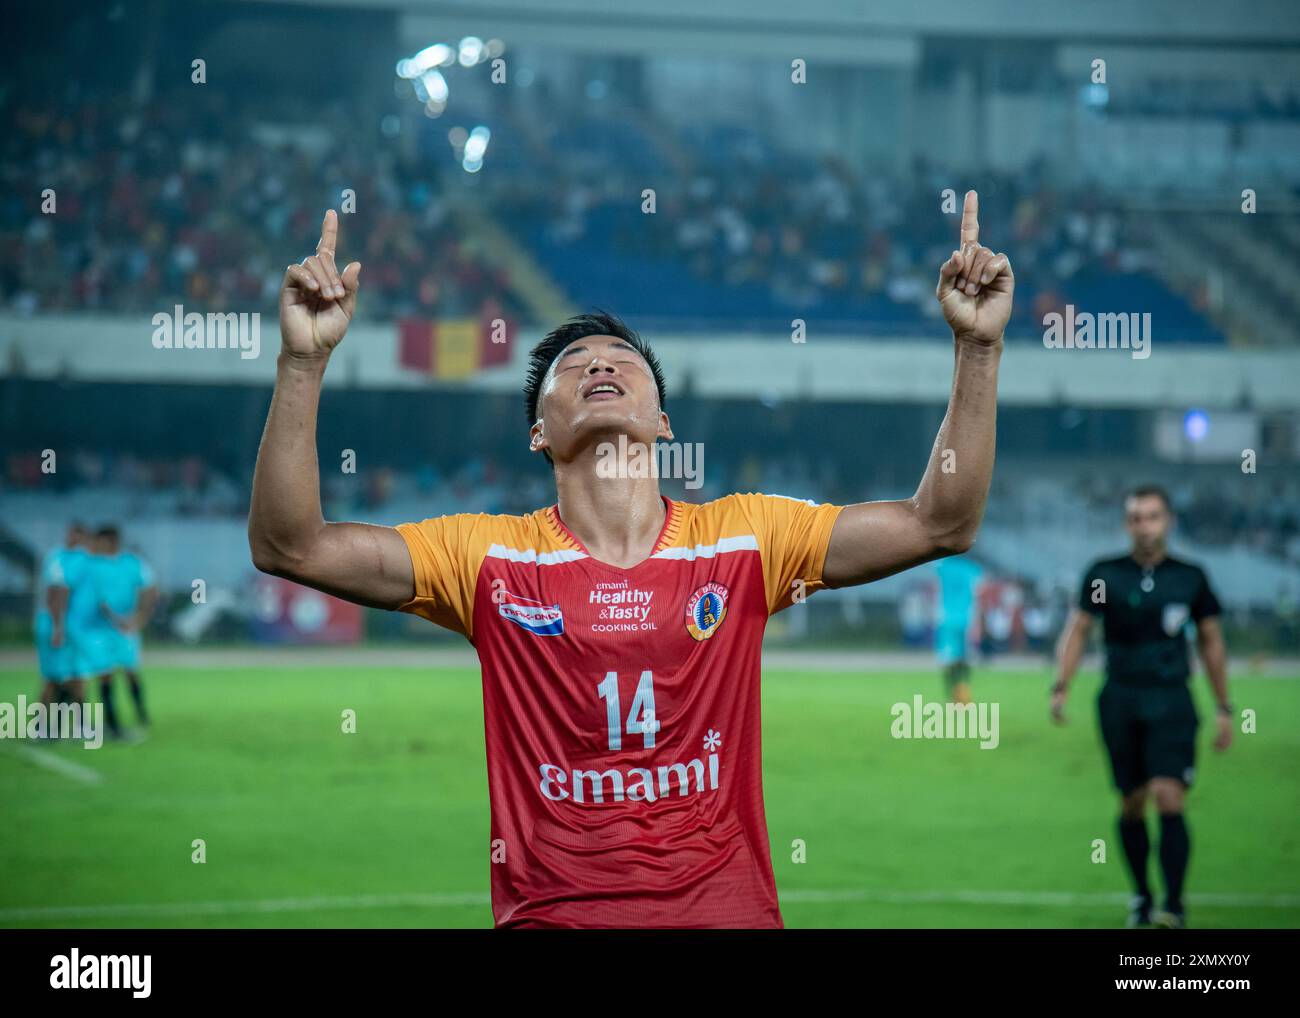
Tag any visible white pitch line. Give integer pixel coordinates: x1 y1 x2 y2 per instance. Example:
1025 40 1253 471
7 745 103 785
1 889 1296 923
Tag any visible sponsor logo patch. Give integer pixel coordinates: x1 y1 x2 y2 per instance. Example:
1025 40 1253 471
499 593 565 636
1162 602 1190 637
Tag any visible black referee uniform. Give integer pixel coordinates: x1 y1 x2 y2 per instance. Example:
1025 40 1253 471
1079 554 1222 793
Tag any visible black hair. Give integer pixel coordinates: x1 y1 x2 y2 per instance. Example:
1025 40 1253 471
1126 484 1172 511
523 310 666 464
96 525 121 541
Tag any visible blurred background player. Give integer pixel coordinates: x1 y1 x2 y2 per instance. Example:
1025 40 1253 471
1051 485 1232 929
85 525 159 739
33 522 93 730
933 554 983 703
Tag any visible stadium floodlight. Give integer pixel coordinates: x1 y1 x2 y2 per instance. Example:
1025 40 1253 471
458 36 484 67
464 126 490 159
1082 82 1109 108
461 127 489 172
412 42 455 74
420 70 449 104
1184 409 1210 442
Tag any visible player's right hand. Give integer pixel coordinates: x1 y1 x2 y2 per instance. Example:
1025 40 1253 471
1049 687 1067 724
279 210 361 359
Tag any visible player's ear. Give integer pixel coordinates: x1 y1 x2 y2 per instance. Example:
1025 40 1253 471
657 410 673 442
529 419 548 455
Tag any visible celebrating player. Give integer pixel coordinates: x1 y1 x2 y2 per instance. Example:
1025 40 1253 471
248 194 1012 927
1052 485 1232 929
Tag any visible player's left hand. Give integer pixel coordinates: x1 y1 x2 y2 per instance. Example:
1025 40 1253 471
937 190 1014 347
1214 712 1233 751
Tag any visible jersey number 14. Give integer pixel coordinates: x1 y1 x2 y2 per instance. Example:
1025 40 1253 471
597 670 659 751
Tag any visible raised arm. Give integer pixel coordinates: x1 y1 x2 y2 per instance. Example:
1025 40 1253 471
823 190 1011 587
248 210 415 610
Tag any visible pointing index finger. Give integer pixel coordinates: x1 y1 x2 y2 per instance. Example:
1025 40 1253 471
317 209 338 256
960 190 979 250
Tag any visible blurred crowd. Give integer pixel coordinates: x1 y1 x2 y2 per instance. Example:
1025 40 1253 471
7 447 1296 566
497 150 1192 336
1 87 1219 341
0 94 519 322
1066 472 1300 563
4 449 245 515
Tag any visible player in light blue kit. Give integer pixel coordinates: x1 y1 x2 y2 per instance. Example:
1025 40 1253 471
85 525 159 738
34 523 94 721
933 554 984 704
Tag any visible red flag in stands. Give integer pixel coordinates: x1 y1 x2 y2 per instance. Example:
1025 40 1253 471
398 314 513 379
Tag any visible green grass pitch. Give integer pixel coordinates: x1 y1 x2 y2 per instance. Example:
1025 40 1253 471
1 660 1296 928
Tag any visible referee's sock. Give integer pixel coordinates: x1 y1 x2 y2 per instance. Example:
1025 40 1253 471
1118 816 1152 901
1159 812 1190 915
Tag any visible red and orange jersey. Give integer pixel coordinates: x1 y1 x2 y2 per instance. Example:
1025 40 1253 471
396 492 844 928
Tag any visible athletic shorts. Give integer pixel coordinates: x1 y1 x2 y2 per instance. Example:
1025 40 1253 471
1097 682 1199 794
35 614 88 683
80 628 128 676
116 632 142 670
935 622 970 664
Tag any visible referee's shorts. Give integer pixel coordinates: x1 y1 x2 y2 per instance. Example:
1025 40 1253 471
1097 681 1199 794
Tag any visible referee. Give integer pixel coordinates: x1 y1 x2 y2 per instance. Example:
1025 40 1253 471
1051 485 1232 929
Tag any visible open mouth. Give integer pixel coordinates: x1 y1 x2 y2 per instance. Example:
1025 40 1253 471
582 381 625 401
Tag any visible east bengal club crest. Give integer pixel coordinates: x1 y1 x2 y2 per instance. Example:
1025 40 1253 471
685 582 729 641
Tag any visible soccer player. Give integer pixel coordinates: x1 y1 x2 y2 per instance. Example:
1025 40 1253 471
33 522 93 730
1051 485 1232 930
933 554 984 703
86 525 159 739
249 194 1012 927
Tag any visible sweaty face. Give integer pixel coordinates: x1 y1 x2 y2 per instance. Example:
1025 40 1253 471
1124 495 1171 555
532 334 670 461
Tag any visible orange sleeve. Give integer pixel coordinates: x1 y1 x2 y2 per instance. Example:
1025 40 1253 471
732 493 846 614
394 514 496 639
